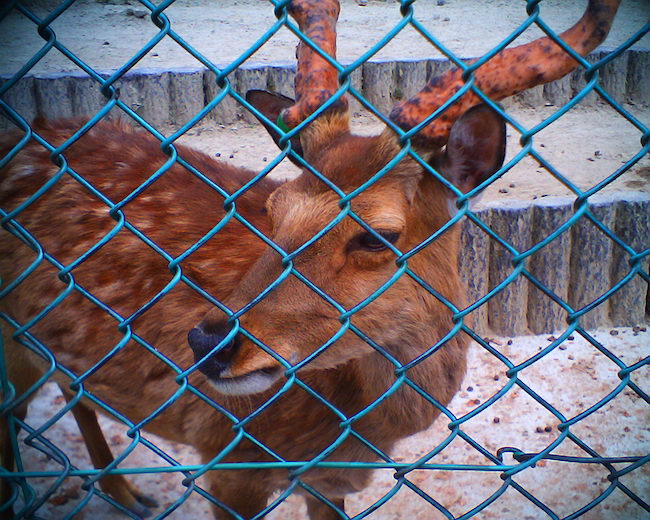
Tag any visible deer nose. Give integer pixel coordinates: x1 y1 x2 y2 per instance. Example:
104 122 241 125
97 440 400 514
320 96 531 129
187 322 239 378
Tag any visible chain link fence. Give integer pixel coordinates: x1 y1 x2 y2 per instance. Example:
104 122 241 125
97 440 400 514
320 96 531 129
1 0 649 518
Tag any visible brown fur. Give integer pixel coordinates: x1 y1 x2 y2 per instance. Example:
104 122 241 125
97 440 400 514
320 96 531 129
1 116 468 519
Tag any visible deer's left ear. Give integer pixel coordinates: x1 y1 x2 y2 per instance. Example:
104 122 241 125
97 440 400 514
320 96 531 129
246 90 304 164
431 104 506 194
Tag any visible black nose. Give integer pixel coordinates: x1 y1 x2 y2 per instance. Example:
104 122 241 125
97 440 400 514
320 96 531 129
187 323 239 378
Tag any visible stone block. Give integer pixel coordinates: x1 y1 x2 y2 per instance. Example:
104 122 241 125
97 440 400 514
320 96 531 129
527 197 573 334
0 75 37 130
344 63 364 114
568 195 616 330
70 73 110 119
112 68 171 129
426 57 455 83
168 67 205 128
486 201 533 336
203 67 237 125
265 63 295 98
609 192 650 326
362 60 395 116
459 211 490 335
626 49 650 105
394 60 428 102
235 65 269 124
543 73 573 107
34 72 75 120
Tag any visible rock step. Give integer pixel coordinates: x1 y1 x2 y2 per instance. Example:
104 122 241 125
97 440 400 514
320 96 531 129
1 48 648 131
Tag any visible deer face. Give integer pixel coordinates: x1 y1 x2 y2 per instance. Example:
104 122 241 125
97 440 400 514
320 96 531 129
188 137 415 395
188 106 506 396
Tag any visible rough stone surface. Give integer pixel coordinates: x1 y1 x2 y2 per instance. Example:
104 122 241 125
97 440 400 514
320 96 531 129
609 192 650 326
571 52 602 106
361 60 395 115
459 211 491 335
112 68 172 128
33 73 76 121
204 68 239 125
342 64 363 113
1 49 648 131
486 201 533 336
69 73 110 119
168 67 206 128
265 63 296 99
544 72 574 107
512 82 545 108
235 66 269 124
568 195 617 331
426 57 455 84
0 75 36 130
527 197 573 334
393 60 428 104
597 49 630 106
626 49 650 105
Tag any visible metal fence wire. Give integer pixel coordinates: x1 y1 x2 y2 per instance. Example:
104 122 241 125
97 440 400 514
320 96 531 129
0 0 649 519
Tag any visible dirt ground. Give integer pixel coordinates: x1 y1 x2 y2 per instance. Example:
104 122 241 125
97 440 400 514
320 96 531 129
14 328 650 519
1 0 649 74
175 104 650 206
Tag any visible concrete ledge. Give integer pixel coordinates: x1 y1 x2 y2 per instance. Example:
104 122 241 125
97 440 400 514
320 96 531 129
460 192 650 336
1 48 648 131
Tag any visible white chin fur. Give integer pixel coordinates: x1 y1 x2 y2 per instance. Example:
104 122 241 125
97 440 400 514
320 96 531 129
208 369 281 396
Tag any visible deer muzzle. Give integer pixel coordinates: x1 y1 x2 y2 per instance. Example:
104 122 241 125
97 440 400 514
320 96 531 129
187 321 284 396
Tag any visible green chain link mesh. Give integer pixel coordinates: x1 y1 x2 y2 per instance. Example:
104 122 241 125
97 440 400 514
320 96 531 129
0 0 648 518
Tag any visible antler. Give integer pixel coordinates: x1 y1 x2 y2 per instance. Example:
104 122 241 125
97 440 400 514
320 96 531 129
389 0 621 147
281 0 348 129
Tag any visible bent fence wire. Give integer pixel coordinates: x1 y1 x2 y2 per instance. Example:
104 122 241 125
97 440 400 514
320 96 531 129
0 0 648 519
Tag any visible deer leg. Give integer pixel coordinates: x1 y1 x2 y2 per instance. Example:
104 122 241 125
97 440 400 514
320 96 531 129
0 401 27 520
1 328 40 520
305 495 345 520
63 392 158 516
206 469 272 520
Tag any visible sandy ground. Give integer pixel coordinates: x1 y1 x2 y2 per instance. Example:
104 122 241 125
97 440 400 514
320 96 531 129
174 104 650 205
1 0 649 75
12 328 649 519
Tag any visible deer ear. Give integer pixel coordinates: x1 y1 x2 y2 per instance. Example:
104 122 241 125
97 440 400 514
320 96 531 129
432 104 506 194
245 90 304 164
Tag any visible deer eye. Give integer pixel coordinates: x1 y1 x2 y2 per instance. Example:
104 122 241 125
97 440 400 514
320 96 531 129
355 230 400 252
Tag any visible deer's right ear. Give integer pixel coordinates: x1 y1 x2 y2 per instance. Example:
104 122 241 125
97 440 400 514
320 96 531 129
431 104 506 195
246 90 304 164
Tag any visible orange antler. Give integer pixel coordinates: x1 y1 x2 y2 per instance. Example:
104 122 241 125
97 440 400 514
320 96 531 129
281 0 348 129
389 0 621 147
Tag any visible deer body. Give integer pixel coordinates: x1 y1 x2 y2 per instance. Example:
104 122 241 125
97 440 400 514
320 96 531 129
0 0 620 518
0 117 467 517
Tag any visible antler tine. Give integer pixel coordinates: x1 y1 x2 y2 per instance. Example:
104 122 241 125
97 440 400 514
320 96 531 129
281 0 348 130
389 0 621 148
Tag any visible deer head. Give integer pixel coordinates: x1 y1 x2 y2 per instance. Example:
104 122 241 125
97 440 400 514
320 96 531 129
187 0 620 396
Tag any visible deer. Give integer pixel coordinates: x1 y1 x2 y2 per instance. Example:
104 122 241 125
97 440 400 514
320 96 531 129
0 0 620 518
